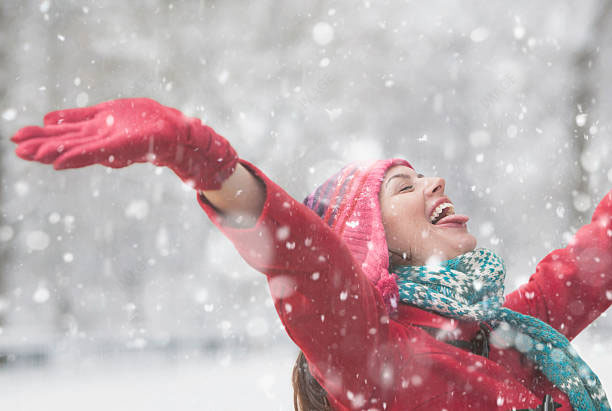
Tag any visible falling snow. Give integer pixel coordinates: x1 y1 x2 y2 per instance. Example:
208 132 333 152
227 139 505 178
26 230 50 251
2 107 17 121
76 92 89 107
470 27 490 42
2 2 612 410
312 22 334 45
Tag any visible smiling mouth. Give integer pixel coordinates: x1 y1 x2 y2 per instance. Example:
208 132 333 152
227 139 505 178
428 203 469 227
429 202 454 224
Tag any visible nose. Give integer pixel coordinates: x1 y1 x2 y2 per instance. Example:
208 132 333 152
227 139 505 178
425 177 445 196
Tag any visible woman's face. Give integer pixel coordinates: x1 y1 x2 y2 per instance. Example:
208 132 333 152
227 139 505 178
379 165 477 267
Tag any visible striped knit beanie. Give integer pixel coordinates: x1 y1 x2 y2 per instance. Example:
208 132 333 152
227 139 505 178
303 158 413 313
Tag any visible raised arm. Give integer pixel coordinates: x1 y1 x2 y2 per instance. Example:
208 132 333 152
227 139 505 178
11 98 239 192
504 189 612 340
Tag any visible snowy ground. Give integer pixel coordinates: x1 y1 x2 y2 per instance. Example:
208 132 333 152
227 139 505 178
0 332 610 411
0 345 297 411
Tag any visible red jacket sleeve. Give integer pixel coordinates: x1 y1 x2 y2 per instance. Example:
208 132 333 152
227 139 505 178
504 189 612 340
195 160 393 406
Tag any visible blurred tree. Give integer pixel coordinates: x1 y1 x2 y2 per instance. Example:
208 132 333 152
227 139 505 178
569 0 612 228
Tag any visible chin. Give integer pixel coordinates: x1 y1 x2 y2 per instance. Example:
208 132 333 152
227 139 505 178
457 234 477 253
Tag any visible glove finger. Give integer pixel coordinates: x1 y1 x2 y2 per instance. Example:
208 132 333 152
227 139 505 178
53 143 105 170
52 132 133 170
13 131 88 160
33 133 98 164
44 106 99 125
15 140 42 161
11 123 83 143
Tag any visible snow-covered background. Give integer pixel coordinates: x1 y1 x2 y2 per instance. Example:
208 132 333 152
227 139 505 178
0 1 611 409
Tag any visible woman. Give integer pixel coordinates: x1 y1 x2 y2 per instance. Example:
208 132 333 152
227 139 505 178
10 98 612 410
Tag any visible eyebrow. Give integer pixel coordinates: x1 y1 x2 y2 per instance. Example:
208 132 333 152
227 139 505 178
385 172 424 190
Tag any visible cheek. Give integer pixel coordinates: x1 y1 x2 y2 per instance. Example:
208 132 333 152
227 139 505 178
398 219 433 246
395 204 426 224
386 198 425 221
382 199 429 243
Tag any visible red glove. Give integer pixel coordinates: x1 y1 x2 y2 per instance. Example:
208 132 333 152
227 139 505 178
10 98 238 191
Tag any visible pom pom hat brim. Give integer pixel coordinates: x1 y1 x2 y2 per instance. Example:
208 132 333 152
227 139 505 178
303 158 413 313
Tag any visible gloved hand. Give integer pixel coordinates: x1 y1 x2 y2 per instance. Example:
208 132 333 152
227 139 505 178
10 98 238 191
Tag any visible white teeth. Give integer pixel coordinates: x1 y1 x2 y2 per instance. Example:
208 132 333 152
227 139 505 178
430 202 455 224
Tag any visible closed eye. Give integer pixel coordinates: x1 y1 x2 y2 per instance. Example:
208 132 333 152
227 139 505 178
399 185 414 192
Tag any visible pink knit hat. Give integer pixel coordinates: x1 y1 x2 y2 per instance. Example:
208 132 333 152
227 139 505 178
303 158 413 313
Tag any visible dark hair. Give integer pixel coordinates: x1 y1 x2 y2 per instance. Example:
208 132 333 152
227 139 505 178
292 350 331 411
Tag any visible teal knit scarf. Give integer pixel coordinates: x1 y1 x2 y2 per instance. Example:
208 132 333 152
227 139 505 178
393 248 610 411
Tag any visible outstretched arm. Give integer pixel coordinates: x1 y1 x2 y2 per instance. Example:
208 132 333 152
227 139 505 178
504 189 612 340
10 99 393 409
12 97 264 226
12 98 238 191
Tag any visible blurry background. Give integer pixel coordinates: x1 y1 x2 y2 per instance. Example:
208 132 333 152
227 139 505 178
1 0 612 409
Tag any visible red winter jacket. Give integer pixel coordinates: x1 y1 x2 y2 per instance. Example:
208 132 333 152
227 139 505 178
197 160 612 410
